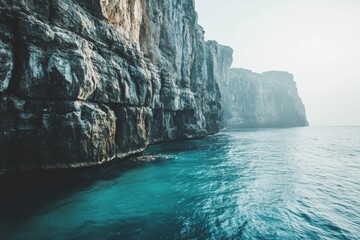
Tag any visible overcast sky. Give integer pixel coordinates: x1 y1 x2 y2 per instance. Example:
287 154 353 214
195 0 360 126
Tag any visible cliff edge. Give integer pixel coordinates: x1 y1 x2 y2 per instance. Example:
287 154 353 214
219 68 309 128
0 0 233 174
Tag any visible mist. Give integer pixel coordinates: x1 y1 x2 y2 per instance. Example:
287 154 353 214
195 0 360 126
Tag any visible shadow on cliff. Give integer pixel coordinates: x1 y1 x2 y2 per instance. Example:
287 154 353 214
0 136 222 226
0 155 152 225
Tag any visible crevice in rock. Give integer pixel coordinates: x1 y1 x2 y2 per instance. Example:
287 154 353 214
48 0 55 25
7 16 28 97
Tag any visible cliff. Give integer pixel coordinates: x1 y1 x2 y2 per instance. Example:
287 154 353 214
219 68 308 128
0 0 233 174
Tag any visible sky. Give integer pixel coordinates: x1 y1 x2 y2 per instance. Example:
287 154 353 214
195 0 360 126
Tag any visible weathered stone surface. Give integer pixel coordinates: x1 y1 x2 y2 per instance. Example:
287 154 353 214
204 41 233 133
0 0 233 174
0 39 13 92
0 97 116 172
219 68 309 128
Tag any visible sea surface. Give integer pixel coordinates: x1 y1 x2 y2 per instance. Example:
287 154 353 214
0 127 359 239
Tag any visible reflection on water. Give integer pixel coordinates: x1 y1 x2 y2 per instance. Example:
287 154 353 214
0 127 359 239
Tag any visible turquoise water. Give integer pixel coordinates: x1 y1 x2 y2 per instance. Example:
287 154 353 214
0 127 360 239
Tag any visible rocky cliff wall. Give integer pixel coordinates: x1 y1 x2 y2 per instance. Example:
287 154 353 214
219 68 308 128
0 0 233 174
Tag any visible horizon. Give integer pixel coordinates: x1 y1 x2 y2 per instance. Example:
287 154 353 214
195 0 360 127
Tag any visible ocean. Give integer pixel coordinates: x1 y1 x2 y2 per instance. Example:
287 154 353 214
0 127 359 239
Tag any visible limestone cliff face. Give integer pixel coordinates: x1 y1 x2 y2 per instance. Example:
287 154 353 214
0 0 233 174
219 68 308 128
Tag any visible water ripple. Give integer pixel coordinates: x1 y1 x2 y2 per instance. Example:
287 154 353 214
0 127 360 239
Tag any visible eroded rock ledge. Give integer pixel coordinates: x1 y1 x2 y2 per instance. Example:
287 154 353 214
0 0 233 174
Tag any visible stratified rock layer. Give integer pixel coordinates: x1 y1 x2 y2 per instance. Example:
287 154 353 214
0 0 233 174
219 68 308 128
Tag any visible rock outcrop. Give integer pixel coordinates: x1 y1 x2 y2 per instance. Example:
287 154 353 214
0 0 233 174
219 68 308 128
